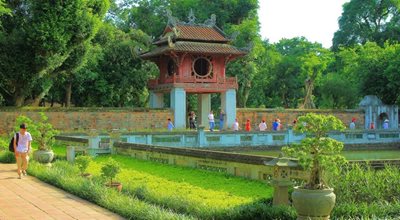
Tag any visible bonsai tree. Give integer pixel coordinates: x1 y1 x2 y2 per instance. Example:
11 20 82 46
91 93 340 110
75 155 92 176
35 113 59 151
101 158 121 185
282 113 347 189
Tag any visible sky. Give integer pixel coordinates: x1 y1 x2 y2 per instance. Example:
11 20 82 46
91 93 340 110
258 0 350 48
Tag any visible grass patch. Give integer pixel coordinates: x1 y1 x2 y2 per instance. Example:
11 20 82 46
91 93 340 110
329 164 400 218
94 154 272 199
27 161 193 220
88 155 274 218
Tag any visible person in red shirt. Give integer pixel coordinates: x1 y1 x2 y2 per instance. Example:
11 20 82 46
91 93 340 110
245 119 251 131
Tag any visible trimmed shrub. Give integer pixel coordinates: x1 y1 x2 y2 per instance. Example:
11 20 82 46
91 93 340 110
0 151 16 163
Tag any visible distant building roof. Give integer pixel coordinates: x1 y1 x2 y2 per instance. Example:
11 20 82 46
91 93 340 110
359 95 384 107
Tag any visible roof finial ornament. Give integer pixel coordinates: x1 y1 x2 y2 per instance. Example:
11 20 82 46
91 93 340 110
167 9 178 27
204 14 216 27
187 9 196 24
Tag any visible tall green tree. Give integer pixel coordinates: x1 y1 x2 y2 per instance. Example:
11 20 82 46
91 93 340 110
333 0 400 49
299 48 332 109
67 24 155 107
262 37 325 108
226 16 263 107
246 41 282 108
333 42 400 105
0 0 109 106
317 72 359 109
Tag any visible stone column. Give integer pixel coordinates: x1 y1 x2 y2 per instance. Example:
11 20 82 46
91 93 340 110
87 136 100 157
66 146 75 163
197 94 211 127
221 89 236 130
149 91 164 108
170 88 186 128
197 126 205 147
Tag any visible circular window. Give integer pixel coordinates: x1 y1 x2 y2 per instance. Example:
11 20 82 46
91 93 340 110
193 57 212 77
167 59 176 76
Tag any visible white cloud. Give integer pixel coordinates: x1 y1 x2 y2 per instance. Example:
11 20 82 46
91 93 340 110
259 0 350 48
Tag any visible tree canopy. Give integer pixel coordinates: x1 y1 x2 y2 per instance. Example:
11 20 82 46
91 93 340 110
0 0 399 108
333 0 400 49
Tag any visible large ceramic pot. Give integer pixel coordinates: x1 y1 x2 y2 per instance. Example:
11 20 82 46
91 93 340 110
292 186 336 220
33 150 54 165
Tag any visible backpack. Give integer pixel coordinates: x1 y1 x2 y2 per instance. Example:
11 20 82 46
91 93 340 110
8 133 19 152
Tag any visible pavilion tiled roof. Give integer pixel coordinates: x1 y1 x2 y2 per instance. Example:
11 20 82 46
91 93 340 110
141 11 247 59
154 25 229 44
141 41 246 59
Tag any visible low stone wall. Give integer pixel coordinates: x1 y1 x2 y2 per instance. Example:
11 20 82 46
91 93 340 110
0 108 173 134
237 108 365 130
113 141 308 181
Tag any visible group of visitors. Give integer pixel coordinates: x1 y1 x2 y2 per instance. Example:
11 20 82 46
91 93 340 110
350 117 390 130
168 113 393 131
235 118 283 132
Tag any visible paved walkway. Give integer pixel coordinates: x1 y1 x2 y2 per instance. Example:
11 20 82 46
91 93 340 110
0 163 125 220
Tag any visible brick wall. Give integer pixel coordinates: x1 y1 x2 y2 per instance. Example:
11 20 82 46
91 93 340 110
0 107 365 134
0 108 173 134
236 108 365 130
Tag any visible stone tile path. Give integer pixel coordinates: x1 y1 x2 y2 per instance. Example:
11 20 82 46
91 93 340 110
0 163 125 220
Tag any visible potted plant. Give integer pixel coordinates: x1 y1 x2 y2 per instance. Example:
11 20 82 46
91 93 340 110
282 113 346 219
101 158 122 192
75 155 92 178
31 113 59 165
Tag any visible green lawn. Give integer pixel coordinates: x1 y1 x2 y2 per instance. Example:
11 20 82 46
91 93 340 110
44 141 275 218
88 155 273 218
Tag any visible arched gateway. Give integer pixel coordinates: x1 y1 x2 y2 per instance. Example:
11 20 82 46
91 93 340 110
141 11 247 128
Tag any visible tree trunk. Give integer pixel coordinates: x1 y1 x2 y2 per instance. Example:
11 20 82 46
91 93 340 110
31 84 53 106
14 94 25 107
308 159 322 189
65 82 72 107
300 78 316 109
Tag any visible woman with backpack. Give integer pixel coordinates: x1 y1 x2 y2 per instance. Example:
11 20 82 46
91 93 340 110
13 123 32 179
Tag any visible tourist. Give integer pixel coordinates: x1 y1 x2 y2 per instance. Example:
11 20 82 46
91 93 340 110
245 119 251 131
14 123 32 179
370 122 375 129
208 110 215 131
349 118 356 129
272 119 280 131
219 110 225 131
167 118 174 131
258 120 267 131
383 119 389 129
278 119 283 130
189 111 196 130
232 118 240 131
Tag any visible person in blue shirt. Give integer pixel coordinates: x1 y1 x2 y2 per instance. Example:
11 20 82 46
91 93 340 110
167 118 175 131
383 119 389 129
272 119 279 131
